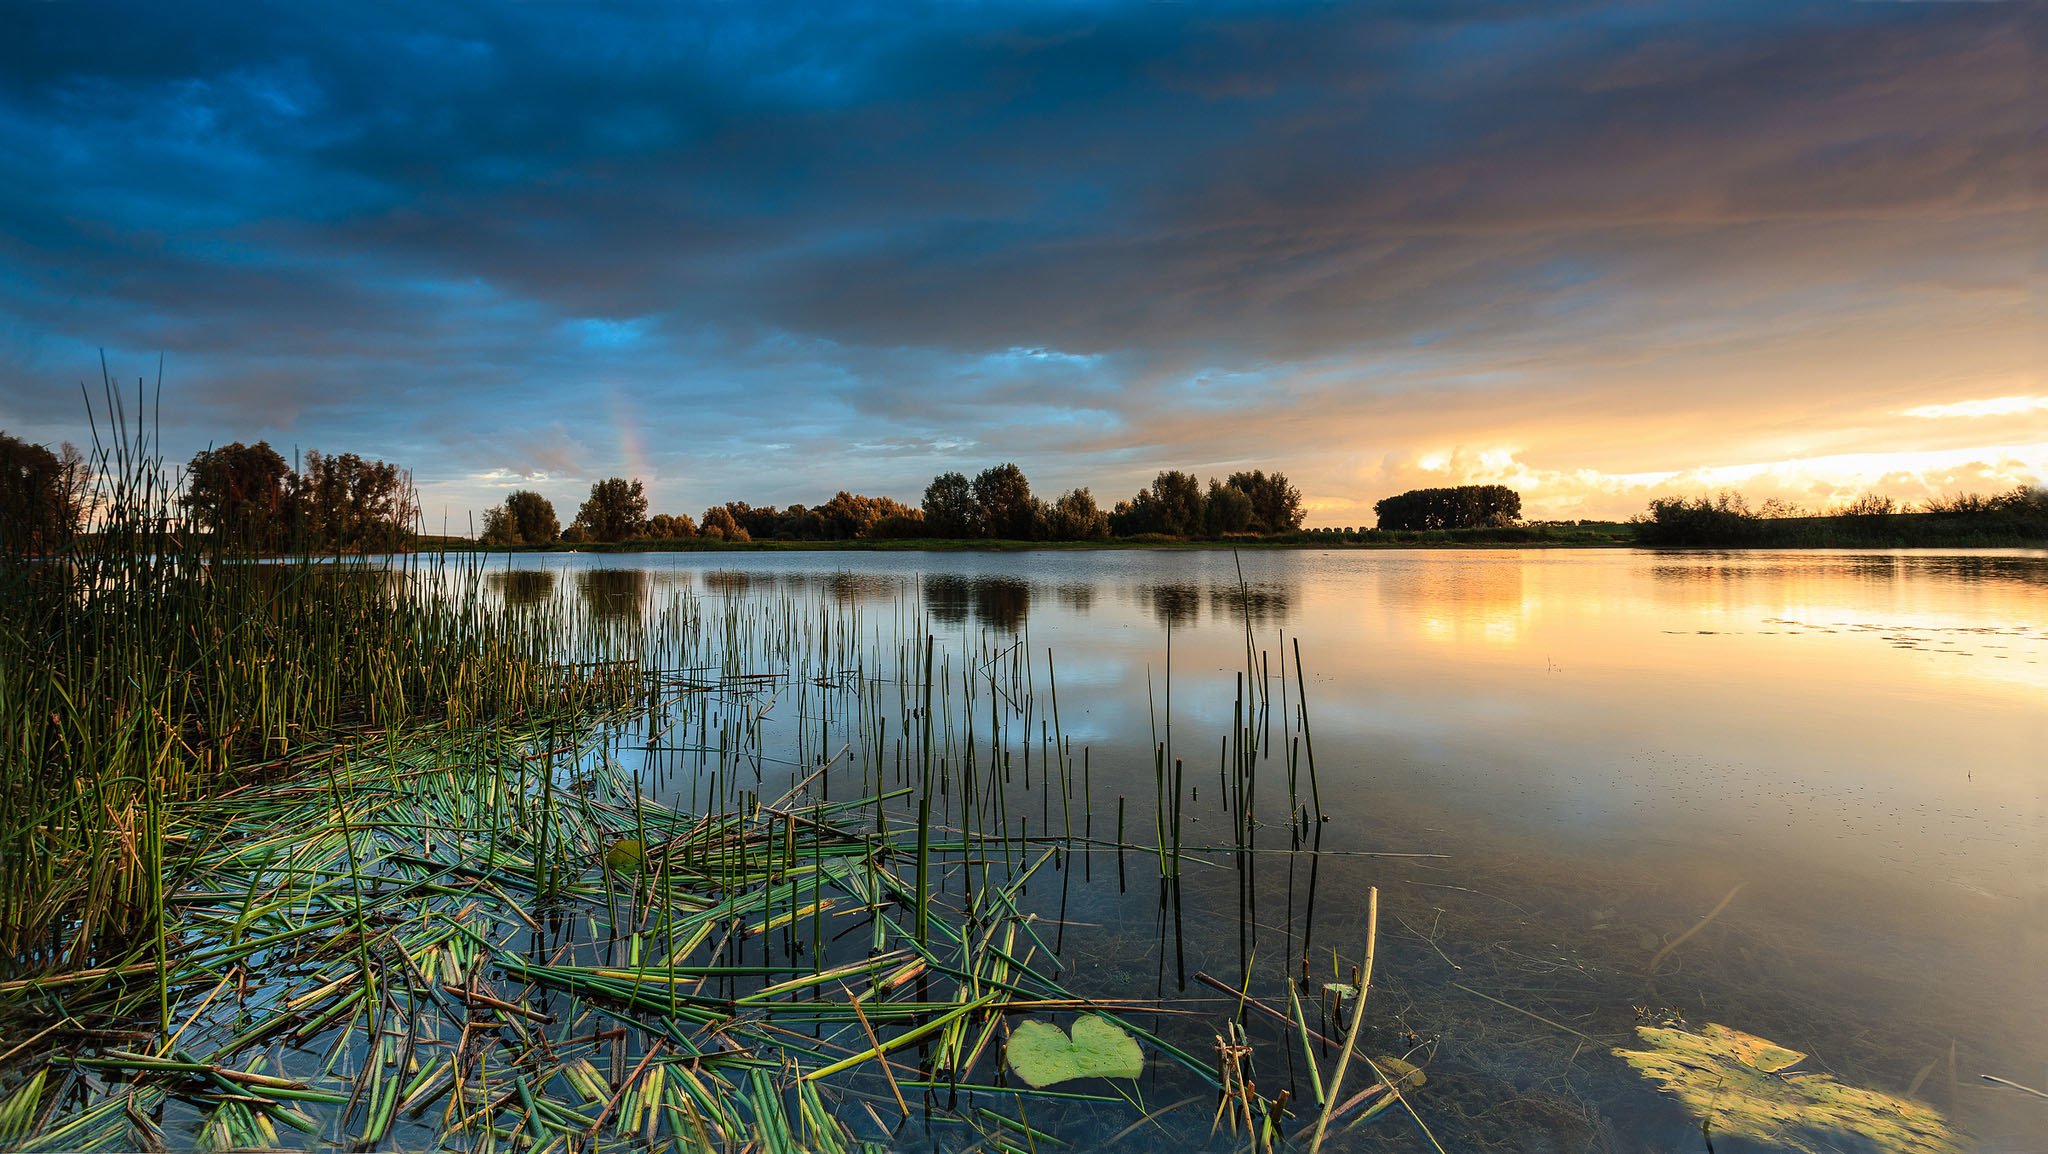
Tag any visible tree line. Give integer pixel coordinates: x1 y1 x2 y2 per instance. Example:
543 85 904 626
480 464 1312 545
1 432 417 555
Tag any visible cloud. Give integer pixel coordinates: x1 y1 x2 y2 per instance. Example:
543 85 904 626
0 1 2035 527
1902 396 2048 420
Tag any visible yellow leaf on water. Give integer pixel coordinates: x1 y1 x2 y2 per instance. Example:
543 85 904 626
1614 1023 1963 1154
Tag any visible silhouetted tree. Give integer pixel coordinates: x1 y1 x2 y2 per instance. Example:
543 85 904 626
293 450 415 551
573 477 648 541
0 432 86 557
1224 470 1305 532
1045 488 1110 540
1374 485 1521 530
482 490 560 545
973 464 1039 539
184 441 293 552
1205 478 1255 535
1119 470 1205 537
922 471 976 537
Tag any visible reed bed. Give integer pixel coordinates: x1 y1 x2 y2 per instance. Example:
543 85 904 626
3 391 1429 1149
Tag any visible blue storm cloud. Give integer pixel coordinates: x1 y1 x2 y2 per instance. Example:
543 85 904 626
0 0 2031 519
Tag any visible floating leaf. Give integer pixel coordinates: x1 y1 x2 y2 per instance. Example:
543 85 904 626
1374 1055 1426 1090
1006 1014 1144 1087
604 838 645 871
1615 1024 1963 1154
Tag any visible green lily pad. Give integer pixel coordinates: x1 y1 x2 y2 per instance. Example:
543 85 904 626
603 838 646 871
1006 1014 1144 1088
1615 1023 1962 1154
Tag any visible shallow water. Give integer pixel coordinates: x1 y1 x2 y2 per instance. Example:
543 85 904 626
480 546 2046 1151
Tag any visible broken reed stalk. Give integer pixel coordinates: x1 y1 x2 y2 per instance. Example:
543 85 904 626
1309 885 1376 1154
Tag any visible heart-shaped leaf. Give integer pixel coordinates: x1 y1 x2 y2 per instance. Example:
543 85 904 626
1006 1014 1144 1087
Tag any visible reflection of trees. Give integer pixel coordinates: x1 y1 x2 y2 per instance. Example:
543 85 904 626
825 571 899 605
702 570 753 594
577 568 647 622
487 568 556 608
922 575 1031 631
923 575 970 626
974 577 1030 632
1209 582 1292 626
1147 583 1201 628
1056 582 1096 614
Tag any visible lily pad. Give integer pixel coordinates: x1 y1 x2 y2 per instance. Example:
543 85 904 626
1006 1014 1144 1088
603 838 646 871
1614 1023 1962 1154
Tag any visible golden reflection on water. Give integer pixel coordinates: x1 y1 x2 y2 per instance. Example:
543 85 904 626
475 547 2045 1149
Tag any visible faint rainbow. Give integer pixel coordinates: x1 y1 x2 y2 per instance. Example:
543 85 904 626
607 386 654 505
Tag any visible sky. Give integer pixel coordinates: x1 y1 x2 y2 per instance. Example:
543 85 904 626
0 0 2039 528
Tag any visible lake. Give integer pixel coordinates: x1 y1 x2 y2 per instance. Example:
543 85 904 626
476 545 2045 1152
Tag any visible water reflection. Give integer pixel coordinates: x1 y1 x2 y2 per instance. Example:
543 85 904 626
921 574 1030 631
1055 582 1096 614
487 568 556 607
576 568 646 621
702 569 754 594
449 545 2045 1149
973 577 1029 632
922 574 970 626
1209 582 1291 626
823 571 899 605
1145 583 1202 628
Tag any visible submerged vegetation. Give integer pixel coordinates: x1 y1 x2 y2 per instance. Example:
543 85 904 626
2 387 1450 1152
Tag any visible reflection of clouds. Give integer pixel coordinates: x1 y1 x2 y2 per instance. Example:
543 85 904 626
487 567 556 607
577 568 647 621
1377 561 1526 646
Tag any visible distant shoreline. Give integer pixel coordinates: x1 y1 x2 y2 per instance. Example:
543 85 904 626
419 515 2046 555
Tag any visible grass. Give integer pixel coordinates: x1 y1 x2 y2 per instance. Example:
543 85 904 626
3 382 1444 1150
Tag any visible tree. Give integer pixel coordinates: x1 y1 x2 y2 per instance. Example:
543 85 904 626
1224 470 1304 533
1045 488 1109 540
1374 485 1521 531
973 463 1039 539
483 490 561 545
293 450 415 551
184 441 293 552
922 472 977 538
646 512 696 540
698 505 750 542
1205 478 1255 535
1130 470 1206 537
0 432 86 557
573 478 648 542
817 491 920 540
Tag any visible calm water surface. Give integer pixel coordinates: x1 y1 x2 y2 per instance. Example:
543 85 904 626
486 547 2046 1152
